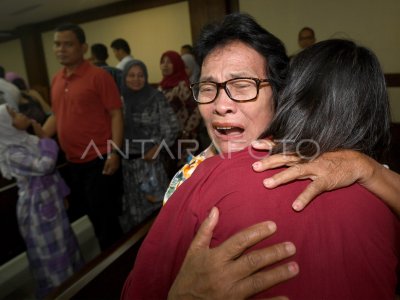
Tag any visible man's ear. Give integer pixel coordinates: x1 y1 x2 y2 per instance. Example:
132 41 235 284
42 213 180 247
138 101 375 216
82 43 88 55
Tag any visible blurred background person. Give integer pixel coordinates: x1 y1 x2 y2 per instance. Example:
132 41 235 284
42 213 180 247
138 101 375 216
0 66 20 110
158 50 202 177
298 26 316 49
90 43 122 92
119 59 180 231
110 38 133 70
6 72 50 124
0 104 83 299
180 44 194 55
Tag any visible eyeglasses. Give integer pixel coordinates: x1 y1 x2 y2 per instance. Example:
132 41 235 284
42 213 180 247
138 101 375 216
190 77 270 104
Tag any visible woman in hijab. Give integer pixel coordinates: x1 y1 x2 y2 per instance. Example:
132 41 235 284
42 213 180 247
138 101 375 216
120 60 180 231
0 104 83 299
159 51 202 174
6 72 51 123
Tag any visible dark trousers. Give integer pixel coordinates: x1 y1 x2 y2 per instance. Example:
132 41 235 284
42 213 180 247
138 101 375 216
65 157 123 251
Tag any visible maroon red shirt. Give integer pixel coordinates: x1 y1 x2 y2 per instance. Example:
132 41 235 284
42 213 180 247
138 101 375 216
122 148 400 299
51 60 122 163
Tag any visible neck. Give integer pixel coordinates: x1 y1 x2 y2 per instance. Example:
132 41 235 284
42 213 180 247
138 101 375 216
64 59 84 76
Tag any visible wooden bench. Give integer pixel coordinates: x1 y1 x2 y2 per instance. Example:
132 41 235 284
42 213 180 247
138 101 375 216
44 211 158 300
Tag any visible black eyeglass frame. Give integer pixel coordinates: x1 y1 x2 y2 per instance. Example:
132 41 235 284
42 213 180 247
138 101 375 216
190 77 270 104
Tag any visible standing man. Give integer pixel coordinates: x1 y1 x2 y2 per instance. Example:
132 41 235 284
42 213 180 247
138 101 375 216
90 43 122 92
44 23 124 251
110 38 133 70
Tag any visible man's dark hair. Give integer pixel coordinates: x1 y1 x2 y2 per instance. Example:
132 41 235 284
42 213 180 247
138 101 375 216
110 38 131 54
194 13 289 109
267 39 391 161
91 43 109 61
181 44 193 54
0 66 5 78
55 23 86 44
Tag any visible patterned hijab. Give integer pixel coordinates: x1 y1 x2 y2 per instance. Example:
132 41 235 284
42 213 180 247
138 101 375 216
0 104 39 179
159 50 190 89
121 60 159 139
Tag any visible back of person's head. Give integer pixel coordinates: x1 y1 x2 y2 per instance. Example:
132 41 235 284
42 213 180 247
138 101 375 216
110 38 131 54
194 12 289 109
55 23 86 44
11 78 28 91
0 66 5 78
91 43 109 61
267 39 390 161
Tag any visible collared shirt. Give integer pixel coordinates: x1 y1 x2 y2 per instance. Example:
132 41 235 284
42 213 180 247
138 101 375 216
51 60 122 163
116 55 134 71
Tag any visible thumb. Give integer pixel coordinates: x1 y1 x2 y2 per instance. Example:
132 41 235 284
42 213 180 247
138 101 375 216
189 206 219 251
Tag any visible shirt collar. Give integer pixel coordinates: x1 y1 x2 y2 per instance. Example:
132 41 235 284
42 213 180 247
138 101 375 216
62 60 90 79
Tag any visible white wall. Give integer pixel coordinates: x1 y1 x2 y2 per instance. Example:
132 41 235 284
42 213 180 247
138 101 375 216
42 1 192 84
0 39 27 82
239 0 400 122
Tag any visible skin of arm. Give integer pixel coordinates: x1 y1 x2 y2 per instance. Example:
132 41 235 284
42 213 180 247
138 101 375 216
42 114 57 138
251 139 400 218
103 108 123 175
168 207 299 300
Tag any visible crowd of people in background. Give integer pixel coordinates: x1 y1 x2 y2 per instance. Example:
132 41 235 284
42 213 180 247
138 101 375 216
1 13 398 300
0 22 207 298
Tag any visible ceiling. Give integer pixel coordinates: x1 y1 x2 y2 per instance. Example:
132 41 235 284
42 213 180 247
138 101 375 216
0 0 123 33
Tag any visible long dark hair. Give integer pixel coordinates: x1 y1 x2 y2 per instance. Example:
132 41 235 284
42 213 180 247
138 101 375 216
194 13 289 109
266 39 390 161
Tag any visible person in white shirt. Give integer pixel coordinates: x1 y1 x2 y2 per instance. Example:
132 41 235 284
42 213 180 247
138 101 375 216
110 38 133 70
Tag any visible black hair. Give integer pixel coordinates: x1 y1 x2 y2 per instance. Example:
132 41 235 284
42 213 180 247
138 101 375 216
181 44 193 53
194 13 289 109
0 66 4 78
110 38 131 54
11 78 27 90
55 23 86 44
91 43 109 61
266 39 391 161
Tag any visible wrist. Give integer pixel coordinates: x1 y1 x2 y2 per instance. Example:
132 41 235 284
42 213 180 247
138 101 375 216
107 149 120 159
356 153 378 186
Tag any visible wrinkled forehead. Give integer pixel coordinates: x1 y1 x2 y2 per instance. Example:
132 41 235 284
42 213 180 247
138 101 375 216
202 41 268 78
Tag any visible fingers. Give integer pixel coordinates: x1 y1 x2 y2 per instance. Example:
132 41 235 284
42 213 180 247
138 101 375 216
217 221 278 260
236 261 299 299
253 154 301 172
251 139 275 150
263 164 308 189
230 241 296 279
188 207 219 251
292 179 326 211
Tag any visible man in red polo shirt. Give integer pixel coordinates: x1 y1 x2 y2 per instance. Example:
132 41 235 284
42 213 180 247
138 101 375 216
44 23 123 250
